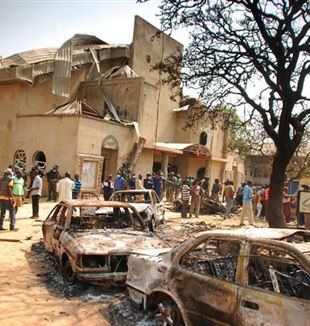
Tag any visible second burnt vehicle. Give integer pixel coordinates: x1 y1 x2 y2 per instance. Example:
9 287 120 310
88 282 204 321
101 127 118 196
109 189 165 231
42 200 169 286
126 228 310 326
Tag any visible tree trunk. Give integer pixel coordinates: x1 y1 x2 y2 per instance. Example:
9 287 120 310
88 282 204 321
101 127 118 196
267 152 288 228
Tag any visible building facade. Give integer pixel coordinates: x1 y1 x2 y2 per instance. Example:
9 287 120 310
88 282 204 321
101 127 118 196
0 16 244 193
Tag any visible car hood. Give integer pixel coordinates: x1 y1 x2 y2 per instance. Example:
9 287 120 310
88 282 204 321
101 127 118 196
66 229 167 255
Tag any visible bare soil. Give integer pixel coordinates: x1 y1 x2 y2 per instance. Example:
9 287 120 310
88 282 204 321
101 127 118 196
0 199 272 325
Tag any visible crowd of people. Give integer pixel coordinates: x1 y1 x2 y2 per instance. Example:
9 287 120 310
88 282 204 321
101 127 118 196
0 165 82 231
1 163 308 231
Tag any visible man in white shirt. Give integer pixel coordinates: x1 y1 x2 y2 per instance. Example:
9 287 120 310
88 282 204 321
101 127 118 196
57 172 75 202
29 169 42 218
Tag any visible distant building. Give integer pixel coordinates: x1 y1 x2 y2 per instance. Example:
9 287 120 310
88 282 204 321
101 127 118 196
0 16 244 193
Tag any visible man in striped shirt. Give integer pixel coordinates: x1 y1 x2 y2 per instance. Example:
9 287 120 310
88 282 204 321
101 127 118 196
181 180 191 218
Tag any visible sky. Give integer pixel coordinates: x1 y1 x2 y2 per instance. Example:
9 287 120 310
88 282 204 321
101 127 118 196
0 0 188 58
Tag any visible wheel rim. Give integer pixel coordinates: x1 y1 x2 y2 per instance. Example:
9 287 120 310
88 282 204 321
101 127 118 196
159 301 183 326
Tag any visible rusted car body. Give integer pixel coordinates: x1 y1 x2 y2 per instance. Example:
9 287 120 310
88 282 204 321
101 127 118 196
126 228 310 326
110 189 165 231
42 200 168 285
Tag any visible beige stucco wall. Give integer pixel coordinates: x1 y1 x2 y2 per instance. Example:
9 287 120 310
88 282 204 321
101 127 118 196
0 68 90 171
131 16 183 143
174 111 228 159
77 117 135 172
14 115 79 175
135 150 156 176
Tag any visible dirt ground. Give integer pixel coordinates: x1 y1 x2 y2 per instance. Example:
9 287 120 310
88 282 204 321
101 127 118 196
0 198 275 326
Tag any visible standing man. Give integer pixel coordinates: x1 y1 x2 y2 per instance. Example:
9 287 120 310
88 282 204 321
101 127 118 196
57 172 75 202
202 177 210 197
129 173 137 190
239 180 254 226
189 180 203 218
46 165 60 201
143 172 154 190
222 180 235 219
181 180 191 218
72 174 82 199
0 169 16 230
103 175 114 200
114 173 125 191
13 169 25 214
29 169 42 218
211 178 222 201
153 171 164 199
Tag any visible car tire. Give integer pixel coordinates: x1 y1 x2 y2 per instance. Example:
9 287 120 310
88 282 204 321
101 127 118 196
148 217 156 232
158 300 184 325
62 259 76 285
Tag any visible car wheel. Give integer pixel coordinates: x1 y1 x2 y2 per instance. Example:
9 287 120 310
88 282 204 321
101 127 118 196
158 300 184 325
148 217 156 232
62 259 76 285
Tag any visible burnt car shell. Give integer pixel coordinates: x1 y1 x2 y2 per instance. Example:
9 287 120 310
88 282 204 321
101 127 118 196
109 189 165 230
42 200 168 286
126 228 310 326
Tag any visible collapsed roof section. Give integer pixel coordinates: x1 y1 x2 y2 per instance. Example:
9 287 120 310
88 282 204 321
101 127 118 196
45 99 103 119
100 65 139 80
0 34 131 97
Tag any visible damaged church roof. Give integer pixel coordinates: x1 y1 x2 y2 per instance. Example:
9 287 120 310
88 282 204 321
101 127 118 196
0 34 130 97
45 99 103 119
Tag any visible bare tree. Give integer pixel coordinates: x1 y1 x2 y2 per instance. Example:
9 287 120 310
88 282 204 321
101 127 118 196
139 0 310 227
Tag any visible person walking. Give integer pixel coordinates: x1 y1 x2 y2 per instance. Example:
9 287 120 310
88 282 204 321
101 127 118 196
239 180 254 226
72 174 82 199
189 180 203 218
103 175 114 200
29 169 42 218
57 172 75 201
0 169 16 230
181 180 191 218
12 169 25 214
222 180 235 219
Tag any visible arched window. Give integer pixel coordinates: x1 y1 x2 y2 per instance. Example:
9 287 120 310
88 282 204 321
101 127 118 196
14 149 26 170
33 151 46 172
199 132 208 146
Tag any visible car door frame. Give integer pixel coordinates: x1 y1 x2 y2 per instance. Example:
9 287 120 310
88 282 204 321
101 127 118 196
42 204 62 252
51 204 69 258
168 234 244 326
235 239 310 326
151 190 165 221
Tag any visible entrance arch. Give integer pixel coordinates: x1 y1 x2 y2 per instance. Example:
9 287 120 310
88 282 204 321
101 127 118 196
101 136 119 181
197 167 206 180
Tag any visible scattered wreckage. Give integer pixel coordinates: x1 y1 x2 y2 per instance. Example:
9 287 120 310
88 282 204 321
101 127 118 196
110 189 165 231
42 200 169 286
174 195 226 215
126 228 310 326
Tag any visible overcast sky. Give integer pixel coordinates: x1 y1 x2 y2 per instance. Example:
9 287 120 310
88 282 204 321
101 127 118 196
0 0 187 58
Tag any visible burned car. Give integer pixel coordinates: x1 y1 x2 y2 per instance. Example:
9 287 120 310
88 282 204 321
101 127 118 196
127 228 310 326
110 189 165 231
42 200 168 286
